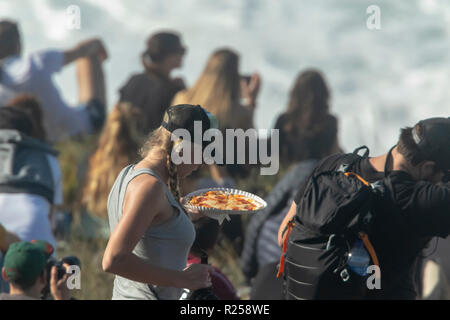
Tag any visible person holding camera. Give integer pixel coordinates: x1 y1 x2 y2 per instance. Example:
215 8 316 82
0 240 71 300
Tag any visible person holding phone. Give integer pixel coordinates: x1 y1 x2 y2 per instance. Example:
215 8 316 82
171 49 261 254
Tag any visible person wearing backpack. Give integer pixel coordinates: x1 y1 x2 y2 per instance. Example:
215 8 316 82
0 107 62 248
0 106 64 293
277 117 450 300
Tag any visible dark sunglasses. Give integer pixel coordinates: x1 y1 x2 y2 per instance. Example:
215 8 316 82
176 46 187 56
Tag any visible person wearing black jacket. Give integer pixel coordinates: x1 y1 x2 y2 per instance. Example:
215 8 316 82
278 117 450 299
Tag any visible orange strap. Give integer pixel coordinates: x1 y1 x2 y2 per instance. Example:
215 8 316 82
344 172 371 187
277 220 295 278
359 232 381 278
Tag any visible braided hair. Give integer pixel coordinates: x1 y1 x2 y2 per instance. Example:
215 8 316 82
166 138 181 202
140 116 181 203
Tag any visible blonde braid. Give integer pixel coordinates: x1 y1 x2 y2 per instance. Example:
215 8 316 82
166 139 181 202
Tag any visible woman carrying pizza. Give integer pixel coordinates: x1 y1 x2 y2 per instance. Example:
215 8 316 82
102 104 219 300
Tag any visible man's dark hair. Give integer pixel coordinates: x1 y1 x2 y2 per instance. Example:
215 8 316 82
398 118 450 172
0 107 34 136
397 124 444 172
397 126 423 166
8 271 43 292
143 32 184 63
8 94 47 140
0 20 20 60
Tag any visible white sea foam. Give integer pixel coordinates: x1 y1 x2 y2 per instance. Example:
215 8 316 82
1 0 448 155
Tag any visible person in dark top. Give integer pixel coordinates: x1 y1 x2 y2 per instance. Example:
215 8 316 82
119 31 186 133
274 69 342 165
241 69 342 299
278 117 450 299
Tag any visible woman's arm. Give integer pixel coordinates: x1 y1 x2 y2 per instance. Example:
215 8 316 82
278 201 297 247
63 38 107 66
102 176 211 289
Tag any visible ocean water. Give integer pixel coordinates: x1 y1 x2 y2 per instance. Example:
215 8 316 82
1 0 449 155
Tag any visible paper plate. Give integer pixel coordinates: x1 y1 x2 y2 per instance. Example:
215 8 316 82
182 188 267 218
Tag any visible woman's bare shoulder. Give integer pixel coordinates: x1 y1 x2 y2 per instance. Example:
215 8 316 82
124 173 166 213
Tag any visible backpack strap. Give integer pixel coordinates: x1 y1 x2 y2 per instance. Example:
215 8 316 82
353 145 370 158
336 146 370 173
276 219 295 278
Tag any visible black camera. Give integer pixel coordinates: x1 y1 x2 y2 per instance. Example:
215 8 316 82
189 252 218 300
41 256 81 300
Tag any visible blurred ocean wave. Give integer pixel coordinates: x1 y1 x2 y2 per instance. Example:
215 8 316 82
1 0 449 154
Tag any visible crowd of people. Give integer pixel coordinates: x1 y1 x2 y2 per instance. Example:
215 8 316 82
0 19 449 301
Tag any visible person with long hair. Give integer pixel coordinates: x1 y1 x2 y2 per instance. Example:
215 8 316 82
275 69 341 165
172 49 261 254
81 103 145 219
240 70 342 299
102 104 219 300
172 48 260 131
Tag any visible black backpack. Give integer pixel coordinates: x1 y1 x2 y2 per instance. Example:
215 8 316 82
278 147 384 300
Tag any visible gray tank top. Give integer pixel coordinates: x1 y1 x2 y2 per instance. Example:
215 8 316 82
107 165 195 300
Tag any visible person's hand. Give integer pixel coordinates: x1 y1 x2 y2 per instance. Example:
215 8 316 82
50 263 71 300
180 197 206 221
240 72 261 108
182 264 213 290
77 38 108 61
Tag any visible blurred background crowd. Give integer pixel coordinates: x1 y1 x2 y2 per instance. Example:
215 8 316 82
0 0 449 300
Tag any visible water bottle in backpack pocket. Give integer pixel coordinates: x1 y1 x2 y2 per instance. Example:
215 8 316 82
347 239 371 276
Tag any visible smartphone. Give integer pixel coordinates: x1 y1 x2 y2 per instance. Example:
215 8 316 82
240 75 251 85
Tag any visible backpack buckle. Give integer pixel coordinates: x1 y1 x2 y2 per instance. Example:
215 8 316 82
337 164 349 173
326 234 336 251
340 268 350 282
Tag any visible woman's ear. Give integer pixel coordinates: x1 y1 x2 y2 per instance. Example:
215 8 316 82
2 268 8 282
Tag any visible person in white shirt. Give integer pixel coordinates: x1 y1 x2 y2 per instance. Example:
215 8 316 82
0 105 64 294
0 20 108 143
0 106 62 250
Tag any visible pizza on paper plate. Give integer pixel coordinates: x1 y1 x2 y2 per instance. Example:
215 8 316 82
189 190 263 211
